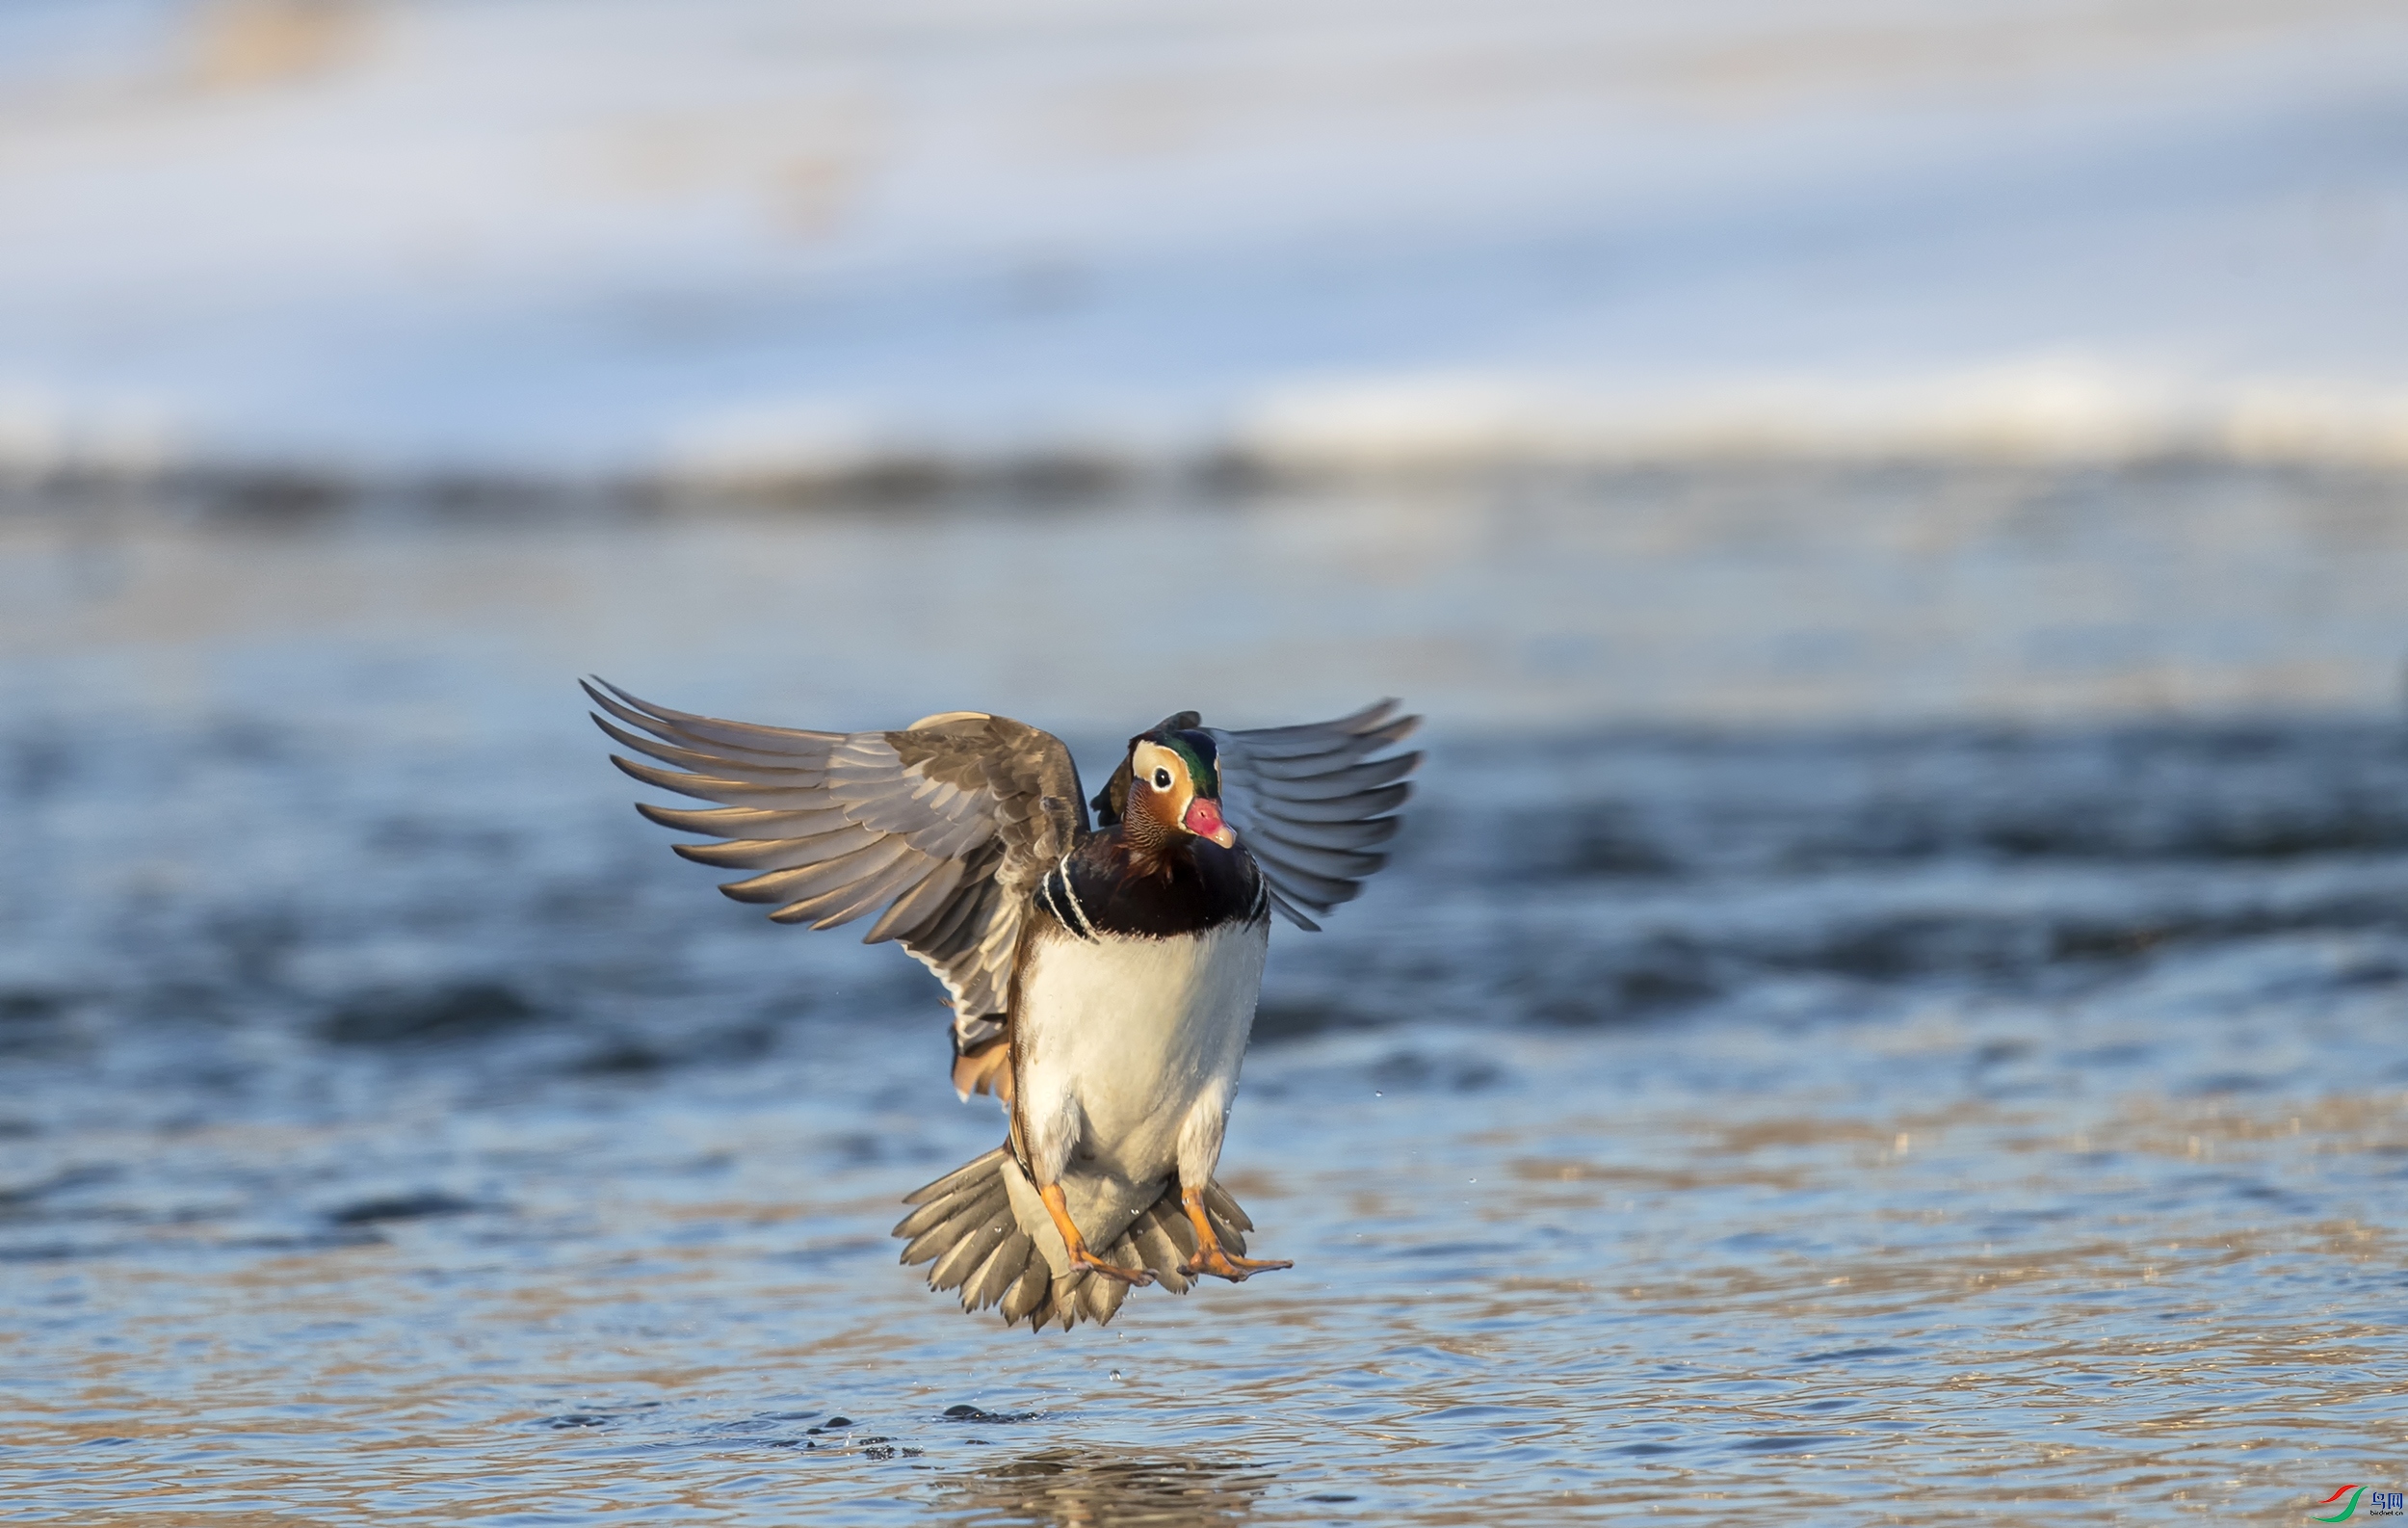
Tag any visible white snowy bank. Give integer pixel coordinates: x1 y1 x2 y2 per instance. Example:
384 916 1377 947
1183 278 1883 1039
3 0 2406 487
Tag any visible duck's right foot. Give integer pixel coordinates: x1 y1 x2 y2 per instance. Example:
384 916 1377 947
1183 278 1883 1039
1178 1183 1291 1282
1183 1247 1291 1282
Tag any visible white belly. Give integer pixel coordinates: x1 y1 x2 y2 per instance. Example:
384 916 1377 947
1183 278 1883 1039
1015 919 1269 1186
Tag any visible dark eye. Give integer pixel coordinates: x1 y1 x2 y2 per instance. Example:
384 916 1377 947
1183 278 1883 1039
1152 767 1172 790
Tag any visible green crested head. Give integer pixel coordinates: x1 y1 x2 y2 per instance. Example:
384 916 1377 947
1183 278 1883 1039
1152 728 1219 800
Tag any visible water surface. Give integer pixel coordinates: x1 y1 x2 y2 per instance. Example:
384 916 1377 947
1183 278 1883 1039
4 467 2407 1523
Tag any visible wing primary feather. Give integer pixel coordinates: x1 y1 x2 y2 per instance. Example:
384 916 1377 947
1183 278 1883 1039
717 833 889 900
587 691 843 777
1243 823 1388 878
746 843 915 919
636 803 849 838
799 847 940 930
1246 782 1413 825
611 754 830 809
1239 751 1422 797
1265 886 1323 931
1246 812 1402 852
1217 699 1406 755
1248 851 1362 907
589 701 831 777
589 679 848 758
1232 724 1419 777
671 834 864 872
594 713 830 784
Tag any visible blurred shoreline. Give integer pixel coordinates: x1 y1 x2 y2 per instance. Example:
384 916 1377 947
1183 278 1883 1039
5 460 2403 730
5 444 2406 526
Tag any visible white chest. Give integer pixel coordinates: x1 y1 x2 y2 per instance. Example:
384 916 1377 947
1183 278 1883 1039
1014 918 1269 1179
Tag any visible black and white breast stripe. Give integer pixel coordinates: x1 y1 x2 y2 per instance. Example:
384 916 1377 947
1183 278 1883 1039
1038 855 1101 941
1034 838 1268 941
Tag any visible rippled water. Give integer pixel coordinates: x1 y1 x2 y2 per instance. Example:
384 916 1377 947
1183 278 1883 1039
4 467 2408 1524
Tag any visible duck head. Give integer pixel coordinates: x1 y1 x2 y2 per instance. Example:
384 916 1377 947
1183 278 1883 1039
1124 728 1238 850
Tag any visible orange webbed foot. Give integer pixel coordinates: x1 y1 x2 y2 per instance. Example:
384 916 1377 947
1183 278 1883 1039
1182 1248 1292 1282
1178 1184 1289 1281
1037 1180 1155 1286
1071 1253 1156 1286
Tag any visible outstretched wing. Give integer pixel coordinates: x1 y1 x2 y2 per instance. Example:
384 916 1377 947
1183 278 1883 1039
585 680 1085 1085
1208 699 1421 931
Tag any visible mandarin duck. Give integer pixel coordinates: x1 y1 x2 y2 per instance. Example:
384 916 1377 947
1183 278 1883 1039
587 682 1419 1331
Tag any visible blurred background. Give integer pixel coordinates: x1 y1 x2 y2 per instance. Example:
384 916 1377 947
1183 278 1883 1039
6 0 2408 484
6 3 2408 1524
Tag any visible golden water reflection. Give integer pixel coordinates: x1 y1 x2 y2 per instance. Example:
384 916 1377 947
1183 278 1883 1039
942 1449 1272 1528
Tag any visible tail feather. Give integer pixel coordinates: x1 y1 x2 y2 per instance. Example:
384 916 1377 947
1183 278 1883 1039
1031 1272 1086 1333
1086 1256 1132 1324
894 1178 989 1241
898 1182 1007 1266
928 1207 1014 1290
961 1228 1031 1310
999 1259 1050 1324
891 1146 1258 1331
1131 1212 1191 1295
901 1150 1001 1206
1156 1200 1200 1261
1204 1181 1252 1235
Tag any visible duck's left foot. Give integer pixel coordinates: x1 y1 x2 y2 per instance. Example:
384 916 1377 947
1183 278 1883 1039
1177 1183 1290 1281
1183 1248 1292 1282
1035 1179 1155 1286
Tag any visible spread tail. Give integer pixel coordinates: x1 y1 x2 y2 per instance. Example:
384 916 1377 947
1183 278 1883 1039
891 1146 1255 1332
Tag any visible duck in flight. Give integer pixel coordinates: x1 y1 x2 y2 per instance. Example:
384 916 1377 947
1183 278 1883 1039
586 682 1419 1331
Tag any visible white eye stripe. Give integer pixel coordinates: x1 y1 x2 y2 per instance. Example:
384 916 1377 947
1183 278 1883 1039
1131 742 1181 793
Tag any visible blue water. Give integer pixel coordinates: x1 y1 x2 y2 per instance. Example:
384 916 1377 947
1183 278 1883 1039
3 468 2406 1523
